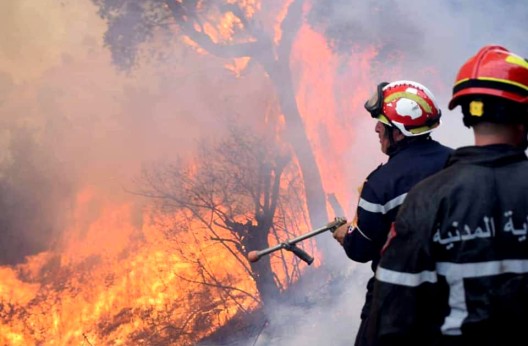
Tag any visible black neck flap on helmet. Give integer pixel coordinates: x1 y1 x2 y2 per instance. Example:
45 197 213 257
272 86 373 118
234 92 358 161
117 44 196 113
461 95 528 128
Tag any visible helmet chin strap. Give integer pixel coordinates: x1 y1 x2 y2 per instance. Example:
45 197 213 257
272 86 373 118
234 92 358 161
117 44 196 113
384 123 431 155
521 125 528 150
384 125 398 155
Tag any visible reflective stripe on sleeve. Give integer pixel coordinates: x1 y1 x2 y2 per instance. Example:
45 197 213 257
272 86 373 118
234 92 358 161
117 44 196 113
376 260 528 336
375 266 437 287
436 259 528 277
436 260 528 335
358 193 407 214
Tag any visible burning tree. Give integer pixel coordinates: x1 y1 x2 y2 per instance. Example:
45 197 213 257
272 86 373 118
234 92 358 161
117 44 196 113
139 124 313 306
91 0 330 254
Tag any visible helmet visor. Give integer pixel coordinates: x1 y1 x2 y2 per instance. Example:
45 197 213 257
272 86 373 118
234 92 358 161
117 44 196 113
364 82 389 118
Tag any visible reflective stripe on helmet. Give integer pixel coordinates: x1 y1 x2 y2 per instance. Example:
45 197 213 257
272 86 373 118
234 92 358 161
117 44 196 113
376 114 391 126
453 78 528 98
384 91 433 114
391 119 441 137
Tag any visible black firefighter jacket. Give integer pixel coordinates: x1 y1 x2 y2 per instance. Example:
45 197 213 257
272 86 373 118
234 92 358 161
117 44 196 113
342 137 452 319
368 144 528 346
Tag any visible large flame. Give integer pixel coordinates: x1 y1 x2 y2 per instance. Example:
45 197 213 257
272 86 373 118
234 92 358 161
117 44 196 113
292 24 381 214
0 1 405 344
0 186 260 345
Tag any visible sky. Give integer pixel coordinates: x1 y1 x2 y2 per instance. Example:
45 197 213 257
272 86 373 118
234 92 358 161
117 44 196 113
0 0 527 344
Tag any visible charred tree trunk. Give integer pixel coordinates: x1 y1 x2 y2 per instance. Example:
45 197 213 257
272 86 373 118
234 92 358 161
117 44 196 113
267 63 330 256
247 241 280 306
229 219 280 305
260 0 331 259
168 0 332 259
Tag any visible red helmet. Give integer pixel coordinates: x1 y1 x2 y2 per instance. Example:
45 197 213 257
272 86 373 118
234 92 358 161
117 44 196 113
448 45 528 110
364 80 442 137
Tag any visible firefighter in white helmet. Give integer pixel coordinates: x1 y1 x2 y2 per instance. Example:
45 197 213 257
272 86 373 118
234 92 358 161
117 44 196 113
332 80 453 346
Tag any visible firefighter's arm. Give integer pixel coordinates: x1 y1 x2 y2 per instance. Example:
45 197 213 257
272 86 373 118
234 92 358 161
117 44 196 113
342 224 377 262
333 218 378 262
332 222 350 245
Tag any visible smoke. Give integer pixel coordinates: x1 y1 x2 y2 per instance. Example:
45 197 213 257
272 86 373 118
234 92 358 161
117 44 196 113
309 0 528 153
0 0 273 264
253 264 371 346
0 0 526 342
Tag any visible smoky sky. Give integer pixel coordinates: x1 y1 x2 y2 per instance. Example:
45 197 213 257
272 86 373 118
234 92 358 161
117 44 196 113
305 0 528 186
308 0 528 112
0 0 274 264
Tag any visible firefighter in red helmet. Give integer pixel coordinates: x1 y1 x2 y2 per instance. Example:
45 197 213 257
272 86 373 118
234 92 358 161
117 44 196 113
368 45 528 346
332 80 453 346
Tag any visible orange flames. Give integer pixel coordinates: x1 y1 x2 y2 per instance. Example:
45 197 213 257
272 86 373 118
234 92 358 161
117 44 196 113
0 186 259 345
0 1 396 345
292 23 382 214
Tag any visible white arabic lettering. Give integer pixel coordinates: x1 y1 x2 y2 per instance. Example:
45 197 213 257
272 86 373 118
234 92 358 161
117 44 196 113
433 217 496 250
434 212 528 249
503 211 527 242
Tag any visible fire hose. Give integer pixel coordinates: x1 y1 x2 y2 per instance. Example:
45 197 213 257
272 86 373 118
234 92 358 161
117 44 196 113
247 217 347 265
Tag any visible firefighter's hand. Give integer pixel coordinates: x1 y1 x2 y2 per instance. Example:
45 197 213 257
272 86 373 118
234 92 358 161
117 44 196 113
333 222 351 246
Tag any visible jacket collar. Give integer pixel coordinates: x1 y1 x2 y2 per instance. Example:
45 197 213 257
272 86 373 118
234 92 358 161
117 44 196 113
447 144 527 167
388 135 432 158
